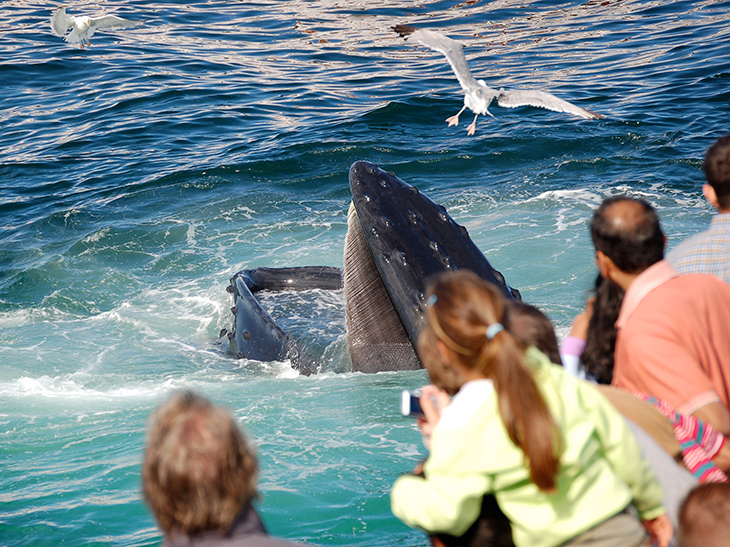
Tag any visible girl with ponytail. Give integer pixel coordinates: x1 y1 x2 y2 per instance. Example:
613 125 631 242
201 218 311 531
391 270 672 547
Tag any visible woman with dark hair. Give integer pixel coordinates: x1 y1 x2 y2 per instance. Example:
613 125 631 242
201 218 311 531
561 274 624 384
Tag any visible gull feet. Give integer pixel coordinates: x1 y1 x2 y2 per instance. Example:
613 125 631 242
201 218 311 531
466 122 477 136
446 115 460 127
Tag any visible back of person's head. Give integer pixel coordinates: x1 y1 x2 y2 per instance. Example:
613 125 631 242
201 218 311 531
678 482 730 547
143 391 258 537
418 270 560 492
506 301 562 366
590 196 664 273
704 135 730 210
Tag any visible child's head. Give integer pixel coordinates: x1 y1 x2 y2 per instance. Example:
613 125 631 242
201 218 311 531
678 482 730 547
419 269 513 387
507 301 562 366
418 270 560 492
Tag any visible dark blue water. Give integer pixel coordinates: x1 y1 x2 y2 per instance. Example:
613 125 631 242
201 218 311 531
1 1 729 545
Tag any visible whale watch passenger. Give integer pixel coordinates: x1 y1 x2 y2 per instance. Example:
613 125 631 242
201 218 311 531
142 391 297 546
390 270 673 547
668 134 730 284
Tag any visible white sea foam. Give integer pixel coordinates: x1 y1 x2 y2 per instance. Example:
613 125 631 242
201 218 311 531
526 188 604 207
0 306 79 329
0 361 282 402
81 227 110 244
0 375 174 401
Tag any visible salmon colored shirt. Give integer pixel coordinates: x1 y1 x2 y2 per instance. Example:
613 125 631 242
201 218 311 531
613 260 730 416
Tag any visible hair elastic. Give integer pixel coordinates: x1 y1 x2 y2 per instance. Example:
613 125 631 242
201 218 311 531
426 294 438 307
485 323 504 340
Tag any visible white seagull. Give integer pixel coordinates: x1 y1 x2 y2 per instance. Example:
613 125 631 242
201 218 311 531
50 6 143 47
393 25 604 135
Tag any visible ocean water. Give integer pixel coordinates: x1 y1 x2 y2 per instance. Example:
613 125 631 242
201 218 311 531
1 0 729 545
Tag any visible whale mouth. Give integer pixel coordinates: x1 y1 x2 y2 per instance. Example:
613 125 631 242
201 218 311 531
221 160 519 374
344 201 422 373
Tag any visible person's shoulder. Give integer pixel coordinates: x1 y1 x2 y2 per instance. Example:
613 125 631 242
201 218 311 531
634 273 730 328
525 345 561 370
668 216 730 266
526 346 585 401
675 271 730 293
438 379 495 431
667 227 715 258
644 270 729 299
712 212 730 226
525 346 563 381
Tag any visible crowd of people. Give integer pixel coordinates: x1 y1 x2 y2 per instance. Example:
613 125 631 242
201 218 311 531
141 135 730 546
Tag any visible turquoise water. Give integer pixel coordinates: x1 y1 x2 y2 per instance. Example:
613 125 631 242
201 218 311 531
1 1 729 545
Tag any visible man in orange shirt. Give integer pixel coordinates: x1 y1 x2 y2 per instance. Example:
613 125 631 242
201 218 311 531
590 197 730 440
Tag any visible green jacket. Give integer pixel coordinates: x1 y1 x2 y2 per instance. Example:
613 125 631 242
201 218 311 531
391 347 666 547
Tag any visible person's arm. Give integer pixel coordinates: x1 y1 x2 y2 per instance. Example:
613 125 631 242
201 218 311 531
569 297 594 341
691 402 730 437
643 514 674 547
391 385 490 536
560 297 594 377
416 385 452 450
391 469 490 536
560 336 586 378
691 402 730 472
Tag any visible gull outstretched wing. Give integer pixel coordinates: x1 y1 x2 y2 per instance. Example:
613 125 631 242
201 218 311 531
90 15 143 31
497 89 604 119
394 25 479 93
50 7 74 36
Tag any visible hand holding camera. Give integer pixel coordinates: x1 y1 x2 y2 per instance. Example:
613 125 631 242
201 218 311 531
401 385 451 450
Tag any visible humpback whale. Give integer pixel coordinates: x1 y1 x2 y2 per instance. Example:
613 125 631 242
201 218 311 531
220 161 519 374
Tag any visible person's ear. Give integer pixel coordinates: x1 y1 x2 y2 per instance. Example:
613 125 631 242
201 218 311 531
595 250 613 280
703 183 720 210
435 340 452 365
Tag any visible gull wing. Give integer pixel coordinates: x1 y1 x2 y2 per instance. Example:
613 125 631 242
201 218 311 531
89 15 143 31
496 89 604 119
50 7 74 36
394 25 479 93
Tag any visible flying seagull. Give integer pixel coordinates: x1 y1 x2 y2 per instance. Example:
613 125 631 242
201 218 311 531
393 25 604 135
50 6 143 47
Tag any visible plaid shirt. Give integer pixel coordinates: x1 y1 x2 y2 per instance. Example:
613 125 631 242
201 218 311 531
667 213 730 284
